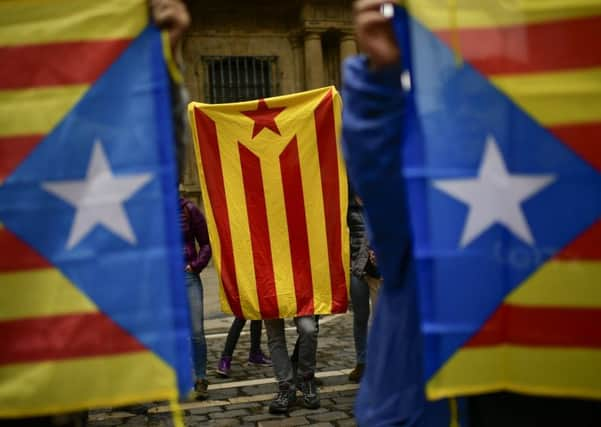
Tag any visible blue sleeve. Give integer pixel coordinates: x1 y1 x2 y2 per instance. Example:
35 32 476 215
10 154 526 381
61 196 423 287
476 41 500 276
341 55 411 293
341 55 426 427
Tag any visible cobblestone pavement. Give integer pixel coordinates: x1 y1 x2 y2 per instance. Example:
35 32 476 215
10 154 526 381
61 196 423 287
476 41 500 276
88 312 360 426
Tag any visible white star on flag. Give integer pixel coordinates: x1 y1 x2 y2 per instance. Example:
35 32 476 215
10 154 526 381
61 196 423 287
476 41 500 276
433 135 555 248
43 140 153 249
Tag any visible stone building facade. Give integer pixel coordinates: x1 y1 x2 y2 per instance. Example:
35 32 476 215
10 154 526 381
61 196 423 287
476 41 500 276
180 0 356 200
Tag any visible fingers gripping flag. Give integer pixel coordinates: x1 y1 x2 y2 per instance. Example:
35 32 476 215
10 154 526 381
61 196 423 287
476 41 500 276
188 87 349 319
0 0 192 417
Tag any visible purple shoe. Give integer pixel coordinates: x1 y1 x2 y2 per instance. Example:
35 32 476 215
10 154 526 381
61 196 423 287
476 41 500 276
248 350 272 366
216 356 232 377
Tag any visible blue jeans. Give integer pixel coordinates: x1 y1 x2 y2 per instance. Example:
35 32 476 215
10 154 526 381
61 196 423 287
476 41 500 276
350 274 370 364
185 272 207 380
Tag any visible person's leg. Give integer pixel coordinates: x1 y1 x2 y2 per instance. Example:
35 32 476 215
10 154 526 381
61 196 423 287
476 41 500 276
350 275 370 381
249 320 262 354
264 318 296 413
217 317 246 377
222 317 246 357
248 320 272 365
185 272 208 399
294 315 320 409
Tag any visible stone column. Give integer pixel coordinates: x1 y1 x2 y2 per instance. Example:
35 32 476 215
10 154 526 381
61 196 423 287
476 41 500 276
339 32 357 63
304 31 325 89
290 33 305 92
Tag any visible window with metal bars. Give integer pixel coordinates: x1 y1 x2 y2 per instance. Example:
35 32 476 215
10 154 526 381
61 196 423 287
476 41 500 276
202 56 278 104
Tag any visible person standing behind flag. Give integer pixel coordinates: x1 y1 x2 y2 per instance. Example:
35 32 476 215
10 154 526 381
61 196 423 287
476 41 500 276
216 318 272 378
348 191 381 383
264 316 320 414
180 196 212 400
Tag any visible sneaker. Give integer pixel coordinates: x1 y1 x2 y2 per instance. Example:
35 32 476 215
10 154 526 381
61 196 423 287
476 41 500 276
216 356 232 377
193 379 208 401
248 350 272 366
268 383 297 414
348 363 365 383
299 374 320 409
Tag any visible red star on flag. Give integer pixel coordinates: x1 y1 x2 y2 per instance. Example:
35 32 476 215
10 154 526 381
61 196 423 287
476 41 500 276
241 99 285 138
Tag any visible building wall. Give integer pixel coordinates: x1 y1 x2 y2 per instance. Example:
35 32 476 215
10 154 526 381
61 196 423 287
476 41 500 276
181 0 356 200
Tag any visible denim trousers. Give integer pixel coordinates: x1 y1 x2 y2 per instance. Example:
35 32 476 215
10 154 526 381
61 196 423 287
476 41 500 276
264 316 317 387
350 274 379 364
185 271 207 380
222 318 263 357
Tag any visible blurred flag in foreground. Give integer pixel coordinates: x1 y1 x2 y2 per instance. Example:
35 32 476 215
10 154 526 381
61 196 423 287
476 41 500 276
188 87 349 319
395 0 601 400
0 0 191 417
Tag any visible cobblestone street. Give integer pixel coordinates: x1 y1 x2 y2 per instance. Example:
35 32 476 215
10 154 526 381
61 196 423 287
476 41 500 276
88 312 360 427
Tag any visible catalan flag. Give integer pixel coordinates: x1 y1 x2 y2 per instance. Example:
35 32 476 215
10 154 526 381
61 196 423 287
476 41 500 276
0 0 191 418
188 87 349 320
389 0 601 402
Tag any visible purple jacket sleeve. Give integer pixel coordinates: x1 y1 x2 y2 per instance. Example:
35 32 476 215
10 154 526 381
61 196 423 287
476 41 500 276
188 203 211 274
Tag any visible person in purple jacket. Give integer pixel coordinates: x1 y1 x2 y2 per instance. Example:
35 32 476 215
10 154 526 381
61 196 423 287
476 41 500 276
180 196 212 400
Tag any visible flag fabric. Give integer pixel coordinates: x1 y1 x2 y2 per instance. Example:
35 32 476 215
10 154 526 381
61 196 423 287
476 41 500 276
394 0 601 401
0 0 191 417
188 87 349 320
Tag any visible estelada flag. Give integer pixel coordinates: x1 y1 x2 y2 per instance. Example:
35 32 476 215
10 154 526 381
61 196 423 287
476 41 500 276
393 1 601 401
0 0 191 417
188 87 349 319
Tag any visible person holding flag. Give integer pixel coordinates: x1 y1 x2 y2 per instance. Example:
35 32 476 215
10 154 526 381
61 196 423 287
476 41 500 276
342 0 601 426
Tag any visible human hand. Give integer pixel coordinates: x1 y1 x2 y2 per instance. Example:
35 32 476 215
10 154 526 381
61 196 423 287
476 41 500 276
353 0 401 70
368 249 377 267
150 0 190 51
185 264 192 273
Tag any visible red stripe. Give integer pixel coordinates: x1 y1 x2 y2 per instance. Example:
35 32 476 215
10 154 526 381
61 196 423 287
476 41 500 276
193 108 243 318
0 40 131 89
435 15 601 75
550 122 601 172
0 227 50 272
555 219 601 260
466 304 601 348
238 143 279 318
314 90 348 313
0 312 146 365
0 135 44 181
280 137 315 316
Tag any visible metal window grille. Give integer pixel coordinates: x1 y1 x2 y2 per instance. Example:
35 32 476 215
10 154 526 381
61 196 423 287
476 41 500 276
202 56 278 103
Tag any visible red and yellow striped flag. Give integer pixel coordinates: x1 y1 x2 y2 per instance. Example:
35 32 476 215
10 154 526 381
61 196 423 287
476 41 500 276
188 87 349 319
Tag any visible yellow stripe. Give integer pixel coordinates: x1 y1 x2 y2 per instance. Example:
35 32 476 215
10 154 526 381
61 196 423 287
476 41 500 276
427 346 601 400
491 67 601 126
296 90 334 315
0 269 96 321
334 91 350 305
187 105 231 315
508 261 601 307
161 31 184 84
0 351 177 418
0 0 146 46
409 0 601 30
0 85 88 137
215 113 260 319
